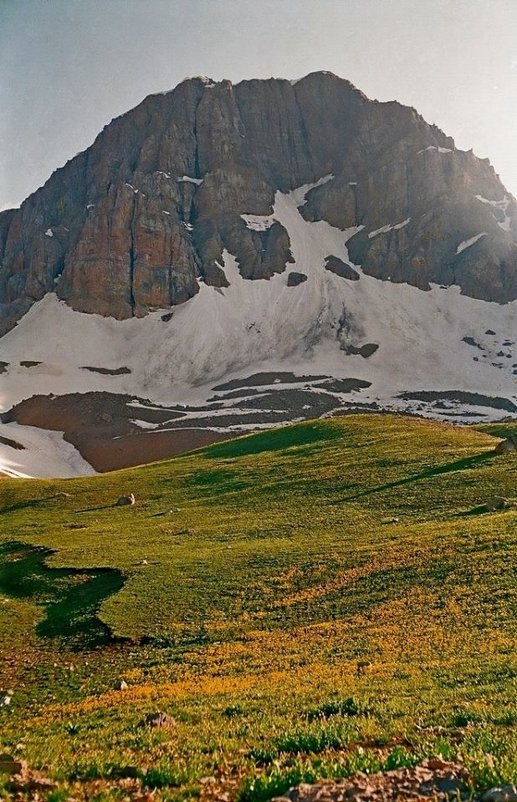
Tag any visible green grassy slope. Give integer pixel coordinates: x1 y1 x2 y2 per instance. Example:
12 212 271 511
0 414 515 801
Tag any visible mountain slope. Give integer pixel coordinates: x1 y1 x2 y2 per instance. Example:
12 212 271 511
0 73 516 477
1 71 516 336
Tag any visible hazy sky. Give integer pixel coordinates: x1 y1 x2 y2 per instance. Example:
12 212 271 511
2 0 517 210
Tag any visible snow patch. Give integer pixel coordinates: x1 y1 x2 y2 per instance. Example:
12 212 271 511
0 421 95 478
1 175 516 476
475 194 512 232
241 214 275 231
178 175 204 186
418 145 453 155
369 218 410 238
456 232 487 254
291 174 334 206
130 419 163 430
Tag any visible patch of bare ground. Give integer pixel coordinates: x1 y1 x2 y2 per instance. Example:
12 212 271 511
235 388 339 414
275 759 468 802
213 372 330 391
0 392 236 472
81 365 131 375
313 379 371 393
6 759 504 802
398 390 517 413
0 378 380 472
82 427 235 471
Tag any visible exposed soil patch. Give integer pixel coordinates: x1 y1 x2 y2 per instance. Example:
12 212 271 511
208 379 369 402
334 401 383 413
213 372 329 391
207 388 265 402
81 365 132 376
163 402 225 413
85 427 233 471
0 361 8 374
281 759 468 802
398 390 517 413
313 378 372 393
236 388 340 415
1 392 180 431
0 434 25 450
19 360 42 367
1 392 232 472
0 380 375 472
161 411 290 429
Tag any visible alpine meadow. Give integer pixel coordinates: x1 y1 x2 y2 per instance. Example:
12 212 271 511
1 3 517 800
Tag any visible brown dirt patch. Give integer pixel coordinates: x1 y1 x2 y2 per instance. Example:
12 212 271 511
278 759 468 802
1 393 236 472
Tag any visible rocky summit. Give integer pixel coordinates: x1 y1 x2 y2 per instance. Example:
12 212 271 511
0 72 516 477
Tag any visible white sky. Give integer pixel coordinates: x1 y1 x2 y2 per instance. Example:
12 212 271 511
1 0 517 210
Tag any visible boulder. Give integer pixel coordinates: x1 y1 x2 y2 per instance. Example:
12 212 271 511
494 436 517 454
485 496 510 511
324 255 360 280
287 271 308 287
0 754 27 776
483 787 517 802
0 691 12 707
143 711 176 728
115 493 135 506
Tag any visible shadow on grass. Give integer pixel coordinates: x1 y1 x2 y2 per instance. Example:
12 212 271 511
0 542 124 650
458 504 491 517
333 451 496 504
75 504 116 514
201 421 343 459
0 497 53 515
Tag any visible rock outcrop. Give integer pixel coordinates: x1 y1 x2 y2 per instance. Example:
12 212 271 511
1 71 516 337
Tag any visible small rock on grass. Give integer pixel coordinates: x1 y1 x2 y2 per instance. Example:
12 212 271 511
0 690 13 707
483 787 517 802
143 711 176 728
115 493 136 506
494 436 517 454
113 679 128 691
485 496 511 511
0 753 27 776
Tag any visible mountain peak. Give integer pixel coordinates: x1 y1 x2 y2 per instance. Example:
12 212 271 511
0 72 516 476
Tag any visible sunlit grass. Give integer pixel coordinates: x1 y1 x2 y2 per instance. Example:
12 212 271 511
0 414 515 800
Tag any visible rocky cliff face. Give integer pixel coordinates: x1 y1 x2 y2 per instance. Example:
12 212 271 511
1 71 516 337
